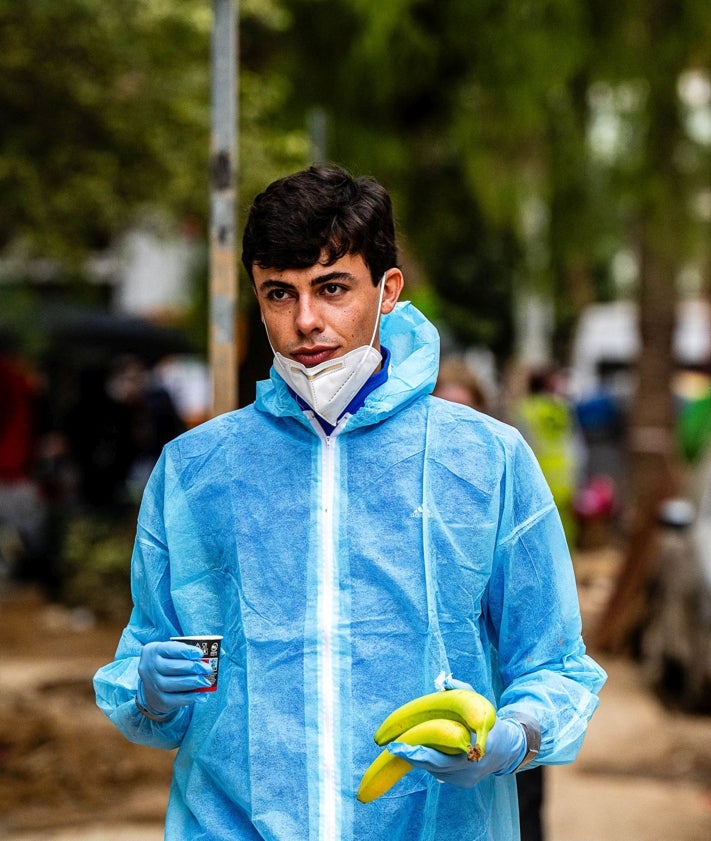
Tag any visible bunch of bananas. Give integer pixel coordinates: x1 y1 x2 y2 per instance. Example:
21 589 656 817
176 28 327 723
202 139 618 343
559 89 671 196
356 688 497 803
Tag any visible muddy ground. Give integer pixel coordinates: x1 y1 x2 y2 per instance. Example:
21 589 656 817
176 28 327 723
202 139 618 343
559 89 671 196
1 547 711 841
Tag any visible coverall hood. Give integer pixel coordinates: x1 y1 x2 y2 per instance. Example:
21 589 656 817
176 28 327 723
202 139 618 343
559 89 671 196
256 301 440 430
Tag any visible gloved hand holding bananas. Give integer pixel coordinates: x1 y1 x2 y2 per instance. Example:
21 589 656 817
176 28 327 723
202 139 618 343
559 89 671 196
136 641 214 720
357 676 526 802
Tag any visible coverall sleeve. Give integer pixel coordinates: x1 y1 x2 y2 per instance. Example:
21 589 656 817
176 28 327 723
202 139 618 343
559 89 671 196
93 450 191 750
486 434 606 766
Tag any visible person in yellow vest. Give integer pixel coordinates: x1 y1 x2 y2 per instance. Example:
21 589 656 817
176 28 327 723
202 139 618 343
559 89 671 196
512 367 579 546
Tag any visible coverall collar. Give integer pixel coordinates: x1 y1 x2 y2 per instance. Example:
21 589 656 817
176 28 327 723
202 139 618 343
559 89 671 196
256 302 440 433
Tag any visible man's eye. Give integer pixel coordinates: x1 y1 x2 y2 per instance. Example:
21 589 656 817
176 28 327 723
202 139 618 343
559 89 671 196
268 289 288 300
324 283 343 295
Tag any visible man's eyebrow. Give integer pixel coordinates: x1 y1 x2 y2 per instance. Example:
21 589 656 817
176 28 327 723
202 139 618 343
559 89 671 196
258 270 355 291
310 271 354 286
258 278 293 291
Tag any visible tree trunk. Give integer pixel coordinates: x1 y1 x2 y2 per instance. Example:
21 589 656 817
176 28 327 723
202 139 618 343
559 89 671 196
594 229 681 653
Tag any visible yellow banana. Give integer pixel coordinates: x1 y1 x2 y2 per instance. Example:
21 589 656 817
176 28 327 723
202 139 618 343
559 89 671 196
396 717 477 759
373 688 496 760
356 717 473 803
356 750 413 803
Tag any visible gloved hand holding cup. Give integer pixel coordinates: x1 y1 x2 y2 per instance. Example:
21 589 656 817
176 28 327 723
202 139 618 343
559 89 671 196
170 635 223 692
136 636 222 720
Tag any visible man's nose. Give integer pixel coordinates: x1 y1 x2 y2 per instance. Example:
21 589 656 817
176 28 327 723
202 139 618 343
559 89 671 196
294 296 322 334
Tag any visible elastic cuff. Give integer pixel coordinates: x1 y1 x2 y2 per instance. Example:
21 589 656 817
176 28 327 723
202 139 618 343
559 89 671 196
501 712 541 770
135 681 174 722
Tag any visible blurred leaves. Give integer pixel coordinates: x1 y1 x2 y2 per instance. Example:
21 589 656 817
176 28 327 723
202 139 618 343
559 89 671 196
4 0 711 358
271 0 711 354
59 513 135 619
0 0 211 261
0 0 306 267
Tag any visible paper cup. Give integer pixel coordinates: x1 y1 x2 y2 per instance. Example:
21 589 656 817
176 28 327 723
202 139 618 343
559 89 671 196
170 635 223 692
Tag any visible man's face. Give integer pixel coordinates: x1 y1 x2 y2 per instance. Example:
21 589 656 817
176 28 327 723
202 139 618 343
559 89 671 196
253 252 403 366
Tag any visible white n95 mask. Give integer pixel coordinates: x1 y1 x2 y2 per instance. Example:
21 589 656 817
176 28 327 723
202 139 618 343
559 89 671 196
268 273 387 425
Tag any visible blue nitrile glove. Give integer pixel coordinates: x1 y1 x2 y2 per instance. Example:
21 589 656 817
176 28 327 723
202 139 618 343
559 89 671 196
136 641 213 720
387 717 527 788
386 675 527 788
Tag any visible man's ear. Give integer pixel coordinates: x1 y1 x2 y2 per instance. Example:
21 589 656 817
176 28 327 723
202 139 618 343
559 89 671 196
250 282 266 323
380 268 404 315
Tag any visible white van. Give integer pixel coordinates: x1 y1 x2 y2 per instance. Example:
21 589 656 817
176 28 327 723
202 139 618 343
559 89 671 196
568 298 711 399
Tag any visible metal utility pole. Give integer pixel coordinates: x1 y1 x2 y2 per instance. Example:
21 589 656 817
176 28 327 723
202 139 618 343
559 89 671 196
209 0 238 415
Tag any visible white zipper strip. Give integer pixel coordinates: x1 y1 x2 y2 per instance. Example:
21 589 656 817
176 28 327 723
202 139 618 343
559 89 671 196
320 431 338 840
308 413 346 841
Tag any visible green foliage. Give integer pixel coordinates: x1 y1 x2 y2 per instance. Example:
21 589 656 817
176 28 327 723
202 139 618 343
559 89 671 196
6 0 711 364
0 0 211 261
266 0 711 356
58 512 136 619
0 0 308 269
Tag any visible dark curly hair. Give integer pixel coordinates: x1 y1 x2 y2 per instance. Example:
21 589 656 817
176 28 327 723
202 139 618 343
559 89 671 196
241 165 399 285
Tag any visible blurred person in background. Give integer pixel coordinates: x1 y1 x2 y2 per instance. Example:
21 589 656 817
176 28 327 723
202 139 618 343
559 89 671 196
63 354 185 510
572 362 626 548
0 329 48 584
94 165 605 841
433 354 491 411
674 363 711 466
435 356 547 841
511 367 580 547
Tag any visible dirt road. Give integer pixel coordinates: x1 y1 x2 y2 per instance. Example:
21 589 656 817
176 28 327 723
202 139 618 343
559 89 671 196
1 548 711 840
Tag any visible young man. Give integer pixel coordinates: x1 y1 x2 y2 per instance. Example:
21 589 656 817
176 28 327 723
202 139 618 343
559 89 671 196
94 165 605 841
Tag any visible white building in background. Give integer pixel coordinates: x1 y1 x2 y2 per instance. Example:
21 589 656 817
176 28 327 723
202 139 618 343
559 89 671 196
514 291 554 368
112 226 201 320
112 225 211 425
568 298 711 399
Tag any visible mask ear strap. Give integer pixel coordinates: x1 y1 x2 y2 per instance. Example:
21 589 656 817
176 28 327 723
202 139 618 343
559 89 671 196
260 310 280 359
368 272 388 349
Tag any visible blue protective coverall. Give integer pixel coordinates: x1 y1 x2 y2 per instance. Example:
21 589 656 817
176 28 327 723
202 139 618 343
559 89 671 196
94 302 606 841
